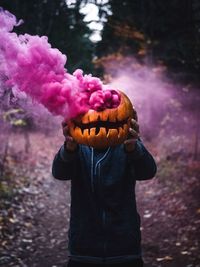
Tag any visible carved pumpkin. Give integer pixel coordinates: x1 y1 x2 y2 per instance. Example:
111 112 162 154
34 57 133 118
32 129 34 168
68 91 137 149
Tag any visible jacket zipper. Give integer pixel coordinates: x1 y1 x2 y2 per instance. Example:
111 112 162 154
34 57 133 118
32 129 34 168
95 149 110 260
97 163 107 260
90 147 94 192
91 148 110 258
91 147 110 192
94 147 110 176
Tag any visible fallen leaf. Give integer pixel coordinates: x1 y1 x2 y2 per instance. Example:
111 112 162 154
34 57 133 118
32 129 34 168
181 251 190 255
156 256 173 262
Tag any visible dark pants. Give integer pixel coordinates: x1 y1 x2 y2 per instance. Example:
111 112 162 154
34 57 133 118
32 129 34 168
67 259 144 267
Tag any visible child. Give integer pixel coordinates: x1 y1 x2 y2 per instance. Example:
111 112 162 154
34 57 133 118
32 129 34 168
52 119 157 267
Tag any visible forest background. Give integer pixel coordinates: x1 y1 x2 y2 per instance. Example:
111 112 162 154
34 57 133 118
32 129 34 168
0 1 200 267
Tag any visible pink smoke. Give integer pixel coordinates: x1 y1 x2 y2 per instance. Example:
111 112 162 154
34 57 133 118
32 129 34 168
0 9 120 120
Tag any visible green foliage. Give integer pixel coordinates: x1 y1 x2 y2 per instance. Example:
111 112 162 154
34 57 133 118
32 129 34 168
0 181 14 199
3 109 27 127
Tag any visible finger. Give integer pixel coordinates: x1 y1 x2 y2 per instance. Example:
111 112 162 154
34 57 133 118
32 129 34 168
63 125 70 136
127 127 138 139
65 135 74 143
124 138 137 145
131 119 140 133
131 118 139 127
129 128 139 138
131 118 137 125
65 138 77 151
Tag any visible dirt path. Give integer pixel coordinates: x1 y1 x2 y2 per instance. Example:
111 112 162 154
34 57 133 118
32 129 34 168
0 132 70 267
18 132 71 267
22 176 70 267
0 132 200 267
136 164 200 267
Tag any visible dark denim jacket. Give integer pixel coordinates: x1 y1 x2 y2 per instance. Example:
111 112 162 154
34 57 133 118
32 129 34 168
52 140 157 264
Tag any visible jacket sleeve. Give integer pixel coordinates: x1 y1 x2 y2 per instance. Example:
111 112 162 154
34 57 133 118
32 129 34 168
126 139 157 180
52 145 79 180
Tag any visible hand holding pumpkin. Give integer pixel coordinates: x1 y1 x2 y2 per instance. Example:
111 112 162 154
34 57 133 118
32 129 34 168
62 121 78 152
124 119 140 152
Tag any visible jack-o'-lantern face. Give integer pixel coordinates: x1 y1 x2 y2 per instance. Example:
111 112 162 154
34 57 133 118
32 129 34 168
68 91 137 149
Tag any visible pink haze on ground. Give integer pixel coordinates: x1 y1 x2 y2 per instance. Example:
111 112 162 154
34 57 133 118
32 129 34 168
0 9 120 120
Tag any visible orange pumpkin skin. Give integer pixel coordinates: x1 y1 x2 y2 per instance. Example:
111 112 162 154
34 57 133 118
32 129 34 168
68 91 137 149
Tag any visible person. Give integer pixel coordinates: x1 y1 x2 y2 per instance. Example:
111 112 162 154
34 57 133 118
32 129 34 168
52 118 157 267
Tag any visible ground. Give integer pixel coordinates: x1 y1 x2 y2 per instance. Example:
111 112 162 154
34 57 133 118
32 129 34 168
0 132 200 267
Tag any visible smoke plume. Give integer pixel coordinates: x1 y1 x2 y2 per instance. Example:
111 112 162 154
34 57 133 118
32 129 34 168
0 9 120 121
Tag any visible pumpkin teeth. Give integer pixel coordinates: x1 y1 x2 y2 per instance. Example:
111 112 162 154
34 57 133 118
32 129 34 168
72 118 129 140
100 112 109 121
98 127 107 137
107 112 117 122
118 127 124 138
83 129 87 135
88 110 99 123
117 112 129 122
90 128 96 137
123 124 129 133
82 114 90 124
106 129 118 139
106 128 109 137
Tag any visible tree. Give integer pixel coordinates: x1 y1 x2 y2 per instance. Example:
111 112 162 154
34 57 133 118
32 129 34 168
95 0 200 77
0 0 95 73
